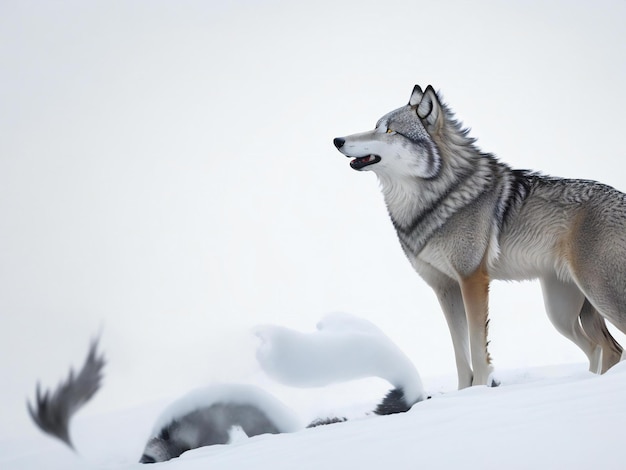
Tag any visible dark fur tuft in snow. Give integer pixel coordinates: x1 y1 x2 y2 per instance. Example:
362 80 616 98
374 388 412 415
306 417 348 428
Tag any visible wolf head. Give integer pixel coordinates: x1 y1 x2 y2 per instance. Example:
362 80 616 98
333 85 443 179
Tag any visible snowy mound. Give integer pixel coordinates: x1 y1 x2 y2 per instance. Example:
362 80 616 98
255 313 426 405
149 383 302 438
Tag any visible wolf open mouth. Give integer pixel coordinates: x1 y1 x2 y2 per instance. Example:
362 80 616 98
350 155 381 170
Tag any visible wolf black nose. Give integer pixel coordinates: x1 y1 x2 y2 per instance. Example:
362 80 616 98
333 137 345 149
140 454 157 464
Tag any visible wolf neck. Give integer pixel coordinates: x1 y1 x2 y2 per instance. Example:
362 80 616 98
378 152 497 256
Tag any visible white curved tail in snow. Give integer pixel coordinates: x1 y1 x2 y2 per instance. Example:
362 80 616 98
255 312 426 410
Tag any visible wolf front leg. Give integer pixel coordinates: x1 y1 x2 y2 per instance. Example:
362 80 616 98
459 267 495 387
434 280 473 389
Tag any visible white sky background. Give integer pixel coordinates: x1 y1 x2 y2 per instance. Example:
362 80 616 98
2 0 626 439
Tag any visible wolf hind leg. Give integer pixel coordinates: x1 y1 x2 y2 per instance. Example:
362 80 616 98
579 298 623 373
540 275 599 371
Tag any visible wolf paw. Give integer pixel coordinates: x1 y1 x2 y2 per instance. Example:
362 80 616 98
471 368 499 387
488 374 500 387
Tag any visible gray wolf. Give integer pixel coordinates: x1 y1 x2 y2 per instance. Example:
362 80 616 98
333 85 625 388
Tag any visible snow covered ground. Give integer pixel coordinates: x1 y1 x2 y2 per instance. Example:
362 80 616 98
4 363 625 470
5 314 626 470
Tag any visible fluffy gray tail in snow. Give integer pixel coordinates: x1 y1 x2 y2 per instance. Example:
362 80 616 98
27 338 105 450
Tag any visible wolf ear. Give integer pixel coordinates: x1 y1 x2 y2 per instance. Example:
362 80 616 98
408 85 423 106
416 85 440 125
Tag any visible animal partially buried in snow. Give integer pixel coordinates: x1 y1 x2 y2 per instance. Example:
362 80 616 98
28 315 425 463
138 383 301 463
27 339 301 463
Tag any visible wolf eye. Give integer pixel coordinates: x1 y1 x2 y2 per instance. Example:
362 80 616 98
386 129 394 134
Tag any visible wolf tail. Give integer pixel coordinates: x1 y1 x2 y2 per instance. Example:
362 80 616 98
579 299 623 372
27 338 105 450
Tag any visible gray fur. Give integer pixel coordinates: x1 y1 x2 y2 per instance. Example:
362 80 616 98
374 388 411 415
140 403 282 463
306 416 347 428
334 85 626 388
140 390 408 463
27 338 105 449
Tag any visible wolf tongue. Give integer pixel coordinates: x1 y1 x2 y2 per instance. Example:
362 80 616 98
350 154 380 170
